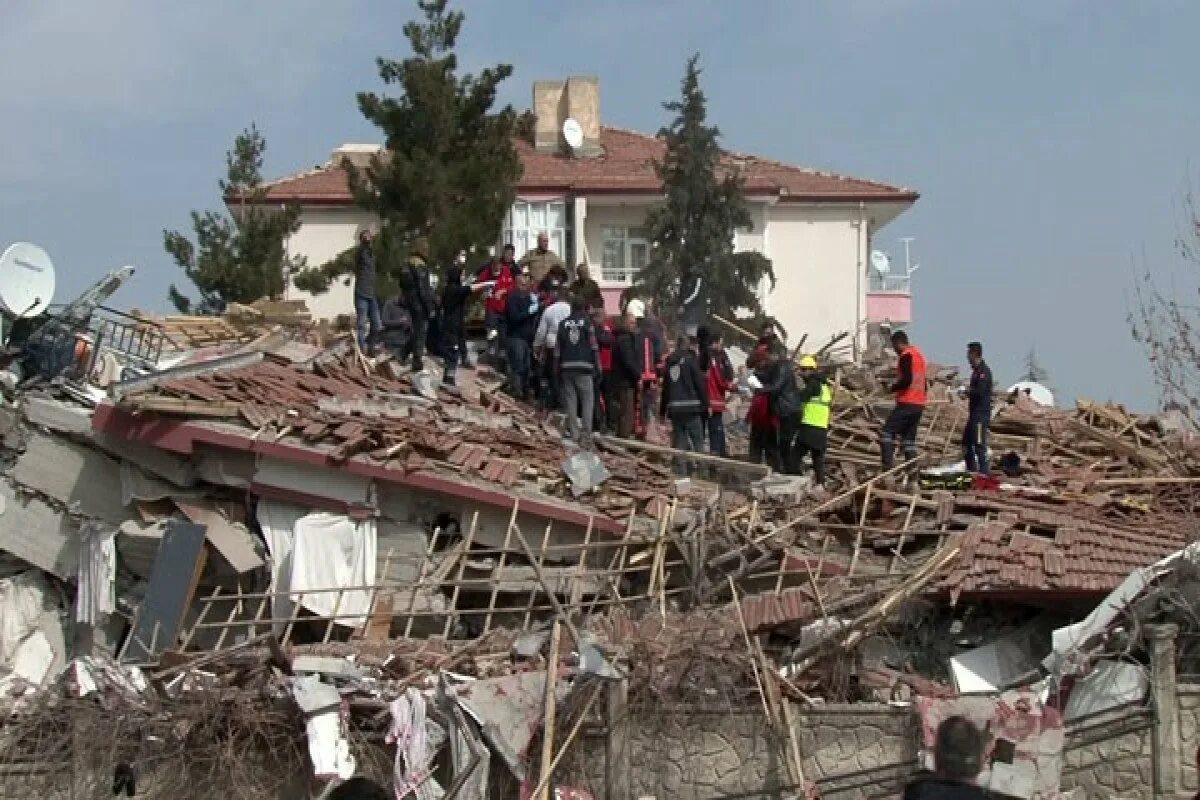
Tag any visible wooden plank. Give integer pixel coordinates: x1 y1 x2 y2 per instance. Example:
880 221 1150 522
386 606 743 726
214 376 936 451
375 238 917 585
121 520 208 664
536 621 562 800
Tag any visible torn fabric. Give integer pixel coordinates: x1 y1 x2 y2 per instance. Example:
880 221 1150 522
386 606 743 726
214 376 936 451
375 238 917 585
76 521 117 625
387 688 444 800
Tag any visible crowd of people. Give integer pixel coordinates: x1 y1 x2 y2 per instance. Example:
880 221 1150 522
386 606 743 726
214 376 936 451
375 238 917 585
350 228 998 483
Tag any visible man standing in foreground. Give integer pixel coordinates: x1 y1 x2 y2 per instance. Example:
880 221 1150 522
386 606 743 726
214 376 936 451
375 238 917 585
881 330 927 469
660 336 707 475
353 227 381 354
963 341 994 474
903 716 990 799
555 297 600 446
503 273 539 399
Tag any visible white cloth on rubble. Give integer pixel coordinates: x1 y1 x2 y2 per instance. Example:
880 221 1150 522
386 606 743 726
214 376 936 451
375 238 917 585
75 521 116 625
257 500 377 633
387 688 444 800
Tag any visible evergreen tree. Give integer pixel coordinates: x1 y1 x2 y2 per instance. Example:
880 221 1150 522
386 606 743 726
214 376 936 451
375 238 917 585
163 125 304 313
1022 347 1051 384
633 55 774 330
294 0 521 294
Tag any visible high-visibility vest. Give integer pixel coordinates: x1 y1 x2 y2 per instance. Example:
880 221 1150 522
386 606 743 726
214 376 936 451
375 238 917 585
801 383 833 429
896 345 928 406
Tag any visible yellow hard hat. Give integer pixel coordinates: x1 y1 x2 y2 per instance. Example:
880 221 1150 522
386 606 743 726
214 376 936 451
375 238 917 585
799 355 818 369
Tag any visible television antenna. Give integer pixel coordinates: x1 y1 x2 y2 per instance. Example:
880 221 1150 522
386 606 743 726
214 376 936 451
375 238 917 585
562 118 584 153
899 237 920 275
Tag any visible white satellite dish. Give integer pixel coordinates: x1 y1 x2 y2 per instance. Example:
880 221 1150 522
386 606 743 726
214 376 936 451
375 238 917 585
0 242 56 318
1007 380 1055 408
562 118 584 151
870 250 891 275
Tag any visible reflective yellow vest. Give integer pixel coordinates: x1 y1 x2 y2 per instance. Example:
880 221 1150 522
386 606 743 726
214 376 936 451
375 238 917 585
800 382 833 429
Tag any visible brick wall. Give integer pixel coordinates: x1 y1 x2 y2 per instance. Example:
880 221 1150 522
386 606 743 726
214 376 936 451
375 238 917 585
1178 685 1200 792
1059 706 1155 799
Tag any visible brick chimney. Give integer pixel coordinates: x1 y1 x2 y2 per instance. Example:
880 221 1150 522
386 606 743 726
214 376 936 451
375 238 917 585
533 76 602 157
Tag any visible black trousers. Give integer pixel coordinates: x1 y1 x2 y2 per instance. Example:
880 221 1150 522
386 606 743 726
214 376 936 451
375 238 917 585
749 424 779 469
793 425 829 485
410 314 429 372
778 415 801 474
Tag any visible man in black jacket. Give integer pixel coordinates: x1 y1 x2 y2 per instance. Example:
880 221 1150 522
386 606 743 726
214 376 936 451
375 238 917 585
755 347 802 473
397 237 436 372
504 273 539 399
903 716 990 799
611 313 644 439
438 265 486 386
555 296 600 446
963 341 994 474
353 227 382 355
660 336 707 475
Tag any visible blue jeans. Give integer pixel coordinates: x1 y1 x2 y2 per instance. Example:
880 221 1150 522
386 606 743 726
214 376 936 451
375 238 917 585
963 411 990 474
506 338 531 396
354 294 382 352
706 412 727 457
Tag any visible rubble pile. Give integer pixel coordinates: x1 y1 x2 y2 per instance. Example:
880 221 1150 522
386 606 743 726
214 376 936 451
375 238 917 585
0 282 1197 799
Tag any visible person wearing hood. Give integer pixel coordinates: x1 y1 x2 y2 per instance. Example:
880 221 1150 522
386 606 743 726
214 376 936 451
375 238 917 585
903 717 989 799
397 237 436 373
570 263 604 311
756 348 802 474
353 227 382 355
438 265 489 386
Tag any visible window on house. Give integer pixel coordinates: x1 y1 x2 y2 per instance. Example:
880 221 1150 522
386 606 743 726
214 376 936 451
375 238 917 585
600 226 650 285
503 201 572 264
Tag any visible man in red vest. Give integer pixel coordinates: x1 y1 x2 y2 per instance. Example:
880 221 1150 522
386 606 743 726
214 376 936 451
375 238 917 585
881 330 927 469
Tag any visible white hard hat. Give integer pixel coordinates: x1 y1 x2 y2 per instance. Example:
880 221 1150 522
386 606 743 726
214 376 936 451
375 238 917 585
626 298 646 319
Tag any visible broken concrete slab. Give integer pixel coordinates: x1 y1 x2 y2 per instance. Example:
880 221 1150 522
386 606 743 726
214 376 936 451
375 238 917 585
97 433 200 488
174 499 265 574
21 394 93 436
10 431 128 524
0 481 78 579
292 656 365 680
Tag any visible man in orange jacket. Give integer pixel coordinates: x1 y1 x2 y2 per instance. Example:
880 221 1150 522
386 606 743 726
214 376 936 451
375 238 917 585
881 330 927 469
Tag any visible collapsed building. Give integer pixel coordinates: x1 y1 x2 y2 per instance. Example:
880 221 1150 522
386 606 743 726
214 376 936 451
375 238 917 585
0 280 1198 800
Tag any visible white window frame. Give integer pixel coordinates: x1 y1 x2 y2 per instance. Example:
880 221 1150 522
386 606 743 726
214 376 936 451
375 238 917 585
599 225 650 286
503 200 572 264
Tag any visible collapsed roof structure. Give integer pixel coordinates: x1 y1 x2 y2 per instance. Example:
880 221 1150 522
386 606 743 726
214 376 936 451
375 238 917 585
0 281 1197 800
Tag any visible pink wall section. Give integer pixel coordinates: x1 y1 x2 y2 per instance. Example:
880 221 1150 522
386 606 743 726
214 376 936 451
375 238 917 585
866 292 912 325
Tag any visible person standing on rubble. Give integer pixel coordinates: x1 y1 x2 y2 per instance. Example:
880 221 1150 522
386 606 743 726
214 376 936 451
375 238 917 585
793 355 832 485
478 245 515 365
881 330 927 469
534 287 572 410
962 341 994 474
593 307 616 434
571 263 605 312
504 272 539 399
397 237 436 374
612 312 645 439
745 330 780 468
704 331 735 457
353 227 382 355
555 296 601 446
754 344 802 473
660 336 708 475
903 716 990 799
437 265 489 386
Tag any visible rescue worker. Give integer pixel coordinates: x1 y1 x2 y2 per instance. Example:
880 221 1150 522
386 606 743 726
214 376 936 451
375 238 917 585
612 313 644 439
903 716 989 799
592 308 616 434
437 266 489 386
963 341 994 474
555 296 600 446
754 345 802 473
503 273 539 399
353 227 381 354
477 246 515 364
533 287 572 410
660 336 707 475
571 263 604 312
704 332 735 457
519 232 565 285
881 330 927 469
745 332 779 468
793 355 832 485
397 237 436 373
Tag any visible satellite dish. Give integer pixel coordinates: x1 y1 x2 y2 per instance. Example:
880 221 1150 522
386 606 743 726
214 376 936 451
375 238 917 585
870 250 891 275
1007 380 1055 408
0 242 55 318
562 118 584 151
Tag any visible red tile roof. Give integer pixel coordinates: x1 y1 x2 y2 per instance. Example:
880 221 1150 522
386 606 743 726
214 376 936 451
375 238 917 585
256 126 918 205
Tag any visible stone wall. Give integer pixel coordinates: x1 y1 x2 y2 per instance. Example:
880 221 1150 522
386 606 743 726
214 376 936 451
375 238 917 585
792 705 916 799
1179 685 1200 792
1059 706 1155 799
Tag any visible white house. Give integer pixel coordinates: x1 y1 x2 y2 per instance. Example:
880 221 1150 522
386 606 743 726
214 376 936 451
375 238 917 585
253 76 918 355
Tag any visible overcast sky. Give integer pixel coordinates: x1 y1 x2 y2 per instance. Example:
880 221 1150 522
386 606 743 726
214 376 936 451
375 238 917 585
3 1 1197 409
